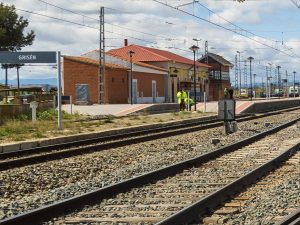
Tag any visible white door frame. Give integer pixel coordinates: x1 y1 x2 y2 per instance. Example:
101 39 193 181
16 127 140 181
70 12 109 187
133 79 138 104
152 80 157 103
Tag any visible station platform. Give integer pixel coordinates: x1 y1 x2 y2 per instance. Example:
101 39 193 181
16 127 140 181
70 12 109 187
62 103 179 117
196 98 300 114
61 98 300 117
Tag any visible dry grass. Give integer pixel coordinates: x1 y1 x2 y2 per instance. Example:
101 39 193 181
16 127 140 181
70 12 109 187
0 110 215 144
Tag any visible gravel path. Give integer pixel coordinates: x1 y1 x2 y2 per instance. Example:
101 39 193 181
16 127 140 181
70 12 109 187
0 112 299 220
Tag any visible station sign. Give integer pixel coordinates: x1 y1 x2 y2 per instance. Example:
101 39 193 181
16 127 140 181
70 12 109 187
0 51 57 64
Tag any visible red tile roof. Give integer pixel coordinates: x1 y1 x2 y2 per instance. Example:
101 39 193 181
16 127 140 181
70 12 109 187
105 52 168 72
64 55 168 73
108 45 211 68
63 56 127 69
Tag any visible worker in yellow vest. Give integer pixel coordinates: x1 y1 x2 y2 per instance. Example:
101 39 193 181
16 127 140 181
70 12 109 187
177 89 187 111
185 97 194 111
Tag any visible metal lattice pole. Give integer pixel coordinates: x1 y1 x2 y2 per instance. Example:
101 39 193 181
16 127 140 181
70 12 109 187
205 41 208 64
235 55 238 90
98 6 106 104
244 60 247 89
277 66 281 98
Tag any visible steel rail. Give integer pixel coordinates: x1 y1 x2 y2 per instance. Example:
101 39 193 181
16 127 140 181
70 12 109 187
1 105 299 161
156 143 300 225
0 117 299 225
0 115 218 159
275 208 300 225
1 106 300 171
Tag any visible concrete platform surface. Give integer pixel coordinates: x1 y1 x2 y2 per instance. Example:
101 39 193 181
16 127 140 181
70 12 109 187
62 98 300 116
195 98 300 114
62 103 179 116
61 104 149 116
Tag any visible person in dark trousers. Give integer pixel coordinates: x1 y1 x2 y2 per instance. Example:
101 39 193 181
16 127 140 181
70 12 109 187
224 87 228 99
229 88 234 99
177 89 187 111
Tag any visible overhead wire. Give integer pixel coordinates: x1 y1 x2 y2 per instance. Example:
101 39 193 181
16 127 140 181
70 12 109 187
152 0 300 59
15 8 157 44
35 0 180 43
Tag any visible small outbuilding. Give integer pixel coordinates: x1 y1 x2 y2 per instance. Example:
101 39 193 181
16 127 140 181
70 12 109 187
199 53 233 101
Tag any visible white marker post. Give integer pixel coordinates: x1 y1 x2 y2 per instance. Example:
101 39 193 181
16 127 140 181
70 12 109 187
30 101 38 121
204 92 207 113
187 91 190 111
70 96 73 115
57 51 62 130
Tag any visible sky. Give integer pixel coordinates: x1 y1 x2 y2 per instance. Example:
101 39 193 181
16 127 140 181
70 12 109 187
2 0 300 86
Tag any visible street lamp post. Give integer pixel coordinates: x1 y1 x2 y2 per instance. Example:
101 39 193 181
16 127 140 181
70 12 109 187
248 57 254 101
277 66 281 99
193 38 201 59
190 45 200 111
268 63 272 100
253 73 256 98
128 50 135 104
293 71 296 98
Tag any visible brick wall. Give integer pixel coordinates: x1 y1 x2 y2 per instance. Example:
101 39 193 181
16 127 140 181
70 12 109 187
63 59 128 104
64 59 98 103
208 80 231 101
106 70 128 103
133 72 164 97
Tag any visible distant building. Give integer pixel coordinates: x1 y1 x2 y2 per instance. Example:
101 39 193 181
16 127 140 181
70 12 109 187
199 53 233 101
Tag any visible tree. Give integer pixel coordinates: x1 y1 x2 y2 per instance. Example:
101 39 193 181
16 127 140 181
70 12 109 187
0 2 35 96
0 2 35 51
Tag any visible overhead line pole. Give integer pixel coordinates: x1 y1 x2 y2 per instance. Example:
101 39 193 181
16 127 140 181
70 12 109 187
98 6 106 104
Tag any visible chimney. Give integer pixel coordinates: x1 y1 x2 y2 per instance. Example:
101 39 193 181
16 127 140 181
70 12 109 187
124 39 128 46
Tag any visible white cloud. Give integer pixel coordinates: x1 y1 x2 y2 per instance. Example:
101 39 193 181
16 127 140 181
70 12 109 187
1 0 300 83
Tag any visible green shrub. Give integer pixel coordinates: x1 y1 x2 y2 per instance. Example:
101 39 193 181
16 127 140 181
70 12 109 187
38 110 55 120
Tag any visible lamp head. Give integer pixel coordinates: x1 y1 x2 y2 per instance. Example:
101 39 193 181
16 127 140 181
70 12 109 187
248 56 254 61
128 50 135 57
189 45 199 52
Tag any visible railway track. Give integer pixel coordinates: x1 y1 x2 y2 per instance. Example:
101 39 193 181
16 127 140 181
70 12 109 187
1 116 299 225
276 208 300 225
197 151 300 225
0 106 300 170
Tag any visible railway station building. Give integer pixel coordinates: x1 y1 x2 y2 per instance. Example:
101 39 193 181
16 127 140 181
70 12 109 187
199 53 233 101
63 54 168 104
108 44 211 103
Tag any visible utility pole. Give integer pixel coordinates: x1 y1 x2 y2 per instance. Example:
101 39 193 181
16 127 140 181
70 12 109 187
98 6 106 104
244 60 248 90
277 66 281 99
205 41 208 64
268 63 272 99
237 51 242 95
285 70 288 98
261 77 264 98
293 71 296 98
266 66 269 99
253 73 256 98
235 55 238 91
248 57 254 101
